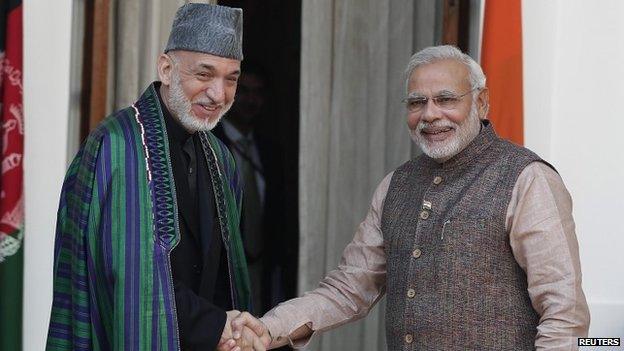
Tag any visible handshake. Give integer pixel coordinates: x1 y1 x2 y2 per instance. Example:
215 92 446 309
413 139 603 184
217 310 273 351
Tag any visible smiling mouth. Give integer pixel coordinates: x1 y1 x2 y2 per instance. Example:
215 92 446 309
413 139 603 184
422 126 453 135
420 126 454 141
197 103 221 112
191 103 223 120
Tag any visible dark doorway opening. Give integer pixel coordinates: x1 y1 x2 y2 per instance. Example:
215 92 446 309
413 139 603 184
217 0 301 324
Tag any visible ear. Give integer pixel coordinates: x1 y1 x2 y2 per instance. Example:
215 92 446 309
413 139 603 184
476 87 489 120
157 54 174 86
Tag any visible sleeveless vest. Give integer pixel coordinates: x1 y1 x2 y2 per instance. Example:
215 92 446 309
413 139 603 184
381 121 548 350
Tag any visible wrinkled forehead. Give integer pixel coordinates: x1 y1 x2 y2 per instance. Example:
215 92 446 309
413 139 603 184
407 59 471 95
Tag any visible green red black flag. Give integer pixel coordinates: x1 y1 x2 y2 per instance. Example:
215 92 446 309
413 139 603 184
0 0 24 350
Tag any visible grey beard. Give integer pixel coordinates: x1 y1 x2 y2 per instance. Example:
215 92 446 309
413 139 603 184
410 103 481 162
167 73 232 132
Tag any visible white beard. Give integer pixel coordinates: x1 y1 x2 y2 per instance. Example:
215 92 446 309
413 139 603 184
409 102 482 162
167 72 233 132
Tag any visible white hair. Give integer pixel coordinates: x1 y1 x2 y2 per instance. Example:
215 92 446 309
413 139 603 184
405 45 486 94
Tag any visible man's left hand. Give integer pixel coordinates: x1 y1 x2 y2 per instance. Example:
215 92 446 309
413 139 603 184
217 310 241 350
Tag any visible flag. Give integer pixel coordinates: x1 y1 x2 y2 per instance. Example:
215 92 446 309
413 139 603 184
481 0 524 145
0 0 24 350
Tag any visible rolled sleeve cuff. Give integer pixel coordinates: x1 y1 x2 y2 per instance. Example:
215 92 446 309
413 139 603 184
261 315 317 349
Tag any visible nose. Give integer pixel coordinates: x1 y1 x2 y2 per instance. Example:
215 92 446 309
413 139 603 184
205 79 226 105
420 98 442 123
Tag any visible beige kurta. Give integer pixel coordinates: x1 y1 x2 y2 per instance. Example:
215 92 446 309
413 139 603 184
261 162 590 350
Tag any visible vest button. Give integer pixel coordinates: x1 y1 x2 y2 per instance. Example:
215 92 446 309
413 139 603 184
404 333 413 344
419 210 429 220
407 288 416 298
412 248 422 258
433 176 442 185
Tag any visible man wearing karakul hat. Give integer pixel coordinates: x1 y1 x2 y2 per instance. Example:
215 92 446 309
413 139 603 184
47 4 268 350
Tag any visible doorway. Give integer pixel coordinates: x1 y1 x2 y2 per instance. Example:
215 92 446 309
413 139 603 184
217 0 301 319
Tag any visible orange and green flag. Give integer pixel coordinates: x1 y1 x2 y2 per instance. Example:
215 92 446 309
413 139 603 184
481 0 524 145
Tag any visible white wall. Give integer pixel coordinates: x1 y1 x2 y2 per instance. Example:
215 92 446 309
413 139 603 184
23 1 73 350
524 0 624 338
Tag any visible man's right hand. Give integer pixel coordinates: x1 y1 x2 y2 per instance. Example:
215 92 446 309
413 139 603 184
230 312 272 349
217 311 270 351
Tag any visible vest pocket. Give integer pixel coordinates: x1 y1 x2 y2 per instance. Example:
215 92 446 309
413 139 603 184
440 217 498 255
437 217 503 290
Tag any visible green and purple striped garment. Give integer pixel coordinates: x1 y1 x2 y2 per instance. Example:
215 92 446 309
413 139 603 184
47 84 250 350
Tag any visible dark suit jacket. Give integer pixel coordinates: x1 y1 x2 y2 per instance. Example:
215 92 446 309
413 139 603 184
213 123 297 311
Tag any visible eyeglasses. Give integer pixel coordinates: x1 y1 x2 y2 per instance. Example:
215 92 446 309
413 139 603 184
402 88 478 113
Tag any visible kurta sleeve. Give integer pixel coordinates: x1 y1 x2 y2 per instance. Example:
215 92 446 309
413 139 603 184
507 162 590 350
260 172 393 348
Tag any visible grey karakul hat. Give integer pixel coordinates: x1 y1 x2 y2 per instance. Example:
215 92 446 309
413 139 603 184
165 3 243 60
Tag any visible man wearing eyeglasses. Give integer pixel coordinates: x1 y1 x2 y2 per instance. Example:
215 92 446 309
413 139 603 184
225 45 590 350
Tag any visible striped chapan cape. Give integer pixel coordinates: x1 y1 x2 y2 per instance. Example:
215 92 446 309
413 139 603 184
47 84 251 350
